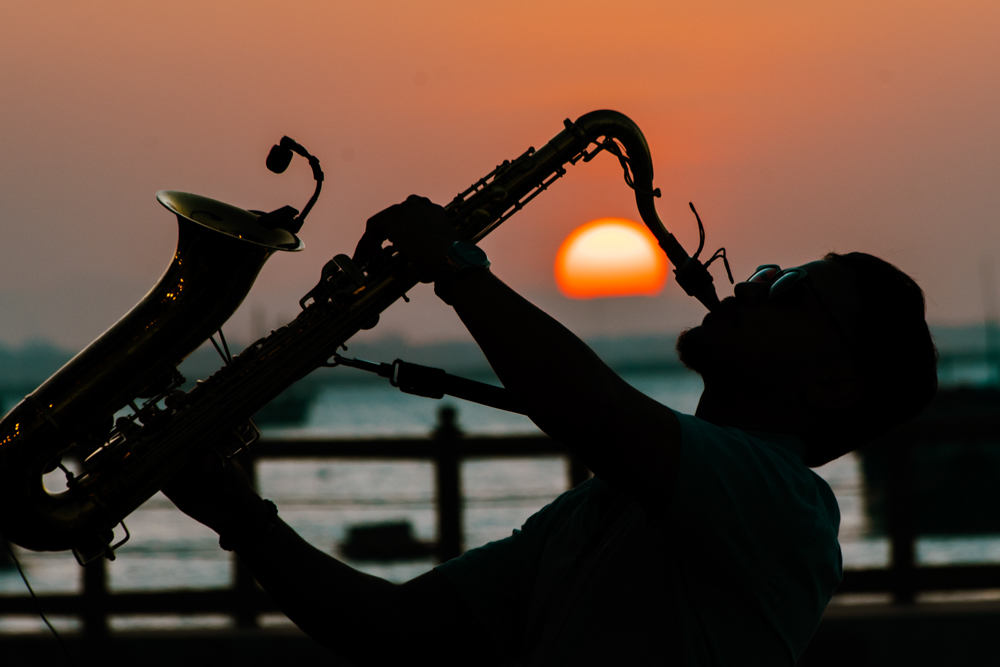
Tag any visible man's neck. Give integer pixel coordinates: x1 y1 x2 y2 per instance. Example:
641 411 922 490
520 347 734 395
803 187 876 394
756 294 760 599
695 384 790 435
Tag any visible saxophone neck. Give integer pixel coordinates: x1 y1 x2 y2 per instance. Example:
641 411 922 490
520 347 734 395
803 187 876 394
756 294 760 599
568 111 722 311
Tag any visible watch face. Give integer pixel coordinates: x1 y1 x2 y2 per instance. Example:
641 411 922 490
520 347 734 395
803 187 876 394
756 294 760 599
449 241 491 270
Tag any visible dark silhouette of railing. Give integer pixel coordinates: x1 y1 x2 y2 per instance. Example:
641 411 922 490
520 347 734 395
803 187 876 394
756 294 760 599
2 402 1000 642
836 413 1000 603
0 407 590 640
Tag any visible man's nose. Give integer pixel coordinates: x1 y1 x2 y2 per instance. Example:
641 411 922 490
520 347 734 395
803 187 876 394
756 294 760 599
733 280 770 305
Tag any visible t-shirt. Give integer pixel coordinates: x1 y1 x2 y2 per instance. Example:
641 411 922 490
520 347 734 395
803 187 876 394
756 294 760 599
435 411 843 666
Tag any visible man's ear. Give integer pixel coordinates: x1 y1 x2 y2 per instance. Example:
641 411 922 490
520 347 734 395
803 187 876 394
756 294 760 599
807 366 864 410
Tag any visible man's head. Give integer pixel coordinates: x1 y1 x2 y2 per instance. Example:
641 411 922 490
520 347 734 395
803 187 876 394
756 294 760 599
677 251 937 466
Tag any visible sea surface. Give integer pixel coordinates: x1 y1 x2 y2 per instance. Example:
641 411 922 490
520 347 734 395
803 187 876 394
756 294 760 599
2 366 999 633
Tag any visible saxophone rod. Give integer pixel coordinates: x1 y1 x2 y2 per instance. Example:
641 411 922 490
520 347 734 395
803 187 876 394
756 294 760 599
332 355 527 415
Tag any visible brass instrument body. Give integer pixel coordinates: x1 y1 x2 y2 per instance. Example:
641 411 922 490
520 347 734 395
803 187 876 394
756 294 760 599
0 110 719 559
0 192 302 555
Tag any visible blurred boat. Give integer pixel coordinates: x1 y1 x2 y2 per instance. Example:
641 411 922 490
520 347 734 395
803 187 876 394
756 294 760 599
339 520 435 562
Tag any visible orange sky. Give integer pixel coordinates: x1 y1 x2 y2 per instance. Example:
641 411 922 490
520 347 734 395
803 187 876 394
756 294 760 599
1 1 998 347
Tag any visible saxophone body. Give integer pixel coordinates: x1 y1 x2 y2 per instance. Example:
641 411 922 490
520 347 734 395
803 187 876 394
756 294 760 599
0 192 303 559
0 110 719 562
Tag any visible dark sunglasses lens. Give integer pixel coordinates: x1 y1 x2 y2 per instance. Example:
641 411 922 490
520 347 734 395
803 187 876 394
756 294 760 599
769 271 804 298
748 267 779 283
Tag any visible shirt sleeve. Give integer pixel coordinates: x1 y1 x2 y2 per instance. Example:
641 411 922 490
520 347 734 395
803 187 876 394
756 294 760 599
434 482 593 664
435 530 524 663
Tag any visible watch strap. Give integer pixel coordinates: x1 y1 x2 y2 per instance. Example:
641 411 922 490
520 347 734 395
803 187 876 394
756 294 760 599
434 241 490 305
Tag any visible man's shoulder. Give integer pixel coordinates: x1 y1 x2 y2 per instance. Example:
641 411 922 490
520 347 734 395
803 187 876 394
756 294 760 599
670 410 840 530
674 412 817 483
674 411 804 456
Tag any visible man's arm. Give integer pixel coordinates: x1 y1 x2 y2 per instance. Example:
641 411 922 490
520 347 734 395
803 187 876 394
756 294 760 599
238 519 495 666
448 269 682 517
163 458 498 667
353 196 683 515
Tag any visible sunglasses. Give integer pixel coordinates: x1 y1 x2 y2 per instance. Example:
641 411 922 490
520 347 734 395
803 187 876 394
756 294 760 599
746 264 857 353
746 265 810 299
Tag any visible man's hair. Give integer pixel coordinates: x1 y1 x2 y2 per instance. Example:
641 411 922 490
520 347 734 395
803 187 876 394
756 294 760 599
807 252 938 466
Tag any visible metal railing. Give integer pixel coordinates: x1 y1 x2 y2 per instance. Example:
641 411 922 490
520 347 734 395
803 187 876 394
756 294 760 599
836 414 1000 603
0 407 589 639
3 404 1000 639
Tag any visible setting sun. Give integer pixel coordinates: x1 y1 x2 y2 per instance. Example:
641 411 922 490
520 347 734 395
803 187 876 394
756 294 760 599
554 218 668 299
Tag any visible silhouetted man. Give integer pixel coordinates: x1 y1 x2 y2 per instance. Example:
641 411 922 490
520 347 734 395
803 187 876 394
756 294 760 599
166 196 937 666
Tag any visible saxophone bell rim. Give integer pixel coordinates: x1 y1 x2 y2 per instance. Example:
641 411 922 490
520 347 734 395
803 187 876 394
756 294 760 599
156 190 304 252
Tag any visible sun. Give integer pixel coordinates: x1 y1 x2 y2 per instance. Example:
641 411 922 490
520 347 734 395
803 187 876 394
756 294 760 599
555 218 669 299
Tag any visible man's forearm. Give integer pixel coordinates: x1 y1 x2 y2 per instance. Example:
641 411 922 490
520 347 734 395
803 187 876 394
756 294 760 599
164 455 497 665
448 270 681 511
234 518 494 666
450 271 629 433
236 520 395 650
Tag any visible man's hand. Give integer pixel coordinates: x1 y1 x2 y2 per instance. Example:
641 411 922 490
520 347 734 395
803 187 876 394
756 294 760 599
161 450 265 537
352 195 456 280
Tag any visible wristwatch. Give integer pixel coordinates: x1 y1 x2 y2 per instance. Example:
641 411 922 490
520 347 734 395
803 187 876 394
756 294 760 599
434 241 491 305
218 499 279 552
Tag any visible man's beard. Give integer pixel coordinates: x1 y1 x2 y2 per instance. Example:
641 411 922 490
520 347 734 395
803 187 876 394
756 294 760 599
676 296 745 377
676 325 716 376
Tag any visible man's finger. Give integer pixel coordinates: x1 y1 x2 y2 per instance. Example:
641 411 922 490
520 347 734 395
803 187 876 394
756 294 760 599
352 231 384 266
352 196 449 267
403 195 448 223
352 206 399 265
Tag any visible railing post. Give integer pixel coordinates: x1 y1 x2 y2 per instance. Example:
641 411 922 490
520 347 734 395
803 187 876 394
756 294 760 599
82 556 109 640
885 434 917 604
0 535 14 568
434 406 463 563
233 449 260 628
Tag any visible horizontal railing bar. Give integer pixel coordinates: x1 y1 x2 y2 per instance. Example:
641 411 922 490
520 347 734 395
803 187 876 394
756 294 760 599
840 565 1000 592
8 565 1000 614
887 420 1000 442
252 424 1000 459
0 590 281 615
252 435 565 458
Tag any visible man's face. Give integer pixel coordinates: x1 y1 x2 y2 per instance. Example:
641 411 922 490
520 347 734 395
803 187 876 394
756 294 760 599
676 258 861 390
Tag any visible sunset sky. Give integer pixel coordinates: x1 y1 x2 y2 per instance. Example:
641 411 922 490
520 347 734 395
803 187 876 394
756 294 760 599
1 1 998 349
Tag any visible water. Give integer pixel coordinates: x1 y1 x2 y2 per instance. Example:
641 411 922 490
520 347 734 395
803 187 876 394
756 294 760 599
3 368 999 632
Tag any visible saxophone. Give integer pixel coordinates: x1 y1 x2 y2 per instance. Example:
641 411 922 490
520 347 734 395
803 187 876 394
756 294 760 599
0 110 721 563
